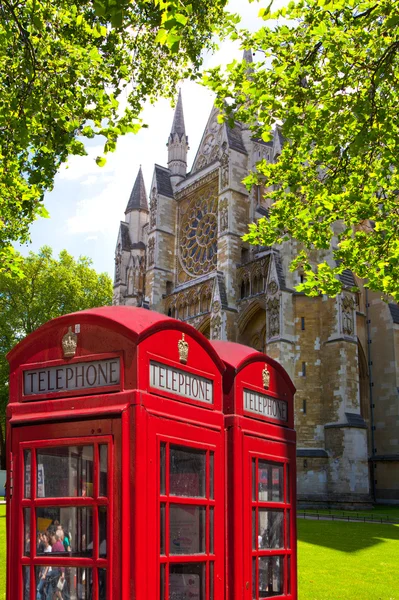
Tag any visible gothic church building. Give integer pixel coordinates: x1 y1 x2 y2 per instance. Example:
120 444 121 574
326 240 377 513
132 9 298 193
114 85 399 506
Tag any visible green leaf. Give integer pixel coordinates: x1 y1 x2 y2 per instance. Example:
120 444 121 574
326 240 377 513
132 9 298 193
95 156 106 167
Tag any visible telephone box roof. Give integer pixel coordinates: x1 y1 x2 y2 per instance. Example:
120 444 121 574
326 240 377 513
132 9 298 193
7 306 225 373
210 340 295 394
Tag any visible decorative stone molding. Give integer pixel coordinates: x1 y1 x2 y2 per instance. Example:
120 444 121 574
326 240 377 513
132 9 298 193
341 294 356 336
149 187 157 229
175 171 218 200
219 198 228 232
266 296 280 338
148 237 155 267
219 142 229 190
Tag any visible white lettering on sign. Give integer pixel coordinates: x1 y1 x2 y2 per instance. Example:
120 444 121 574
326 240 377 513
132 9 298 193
244 388 288 422
150 361 213 404
23 358 120 396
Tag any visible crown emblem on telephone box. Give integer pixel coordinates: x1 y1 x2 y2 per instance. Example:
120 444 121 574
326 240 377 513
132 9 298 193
62 326 78 358
262 364 270 389
178 333 189 365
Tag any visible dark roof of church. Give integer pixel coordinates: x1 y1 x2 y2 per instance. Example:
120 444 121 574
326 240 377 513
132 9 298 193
125 167 148 213
155 164 174 198
170 89 186 140
276 126 286 149
225 123 247 155
119 222 132 251
339 269 356 288
389 303 399 324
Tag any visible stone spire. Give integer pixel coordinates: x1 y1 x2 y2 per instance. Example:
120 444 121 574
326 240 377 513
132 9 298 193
167 89 189 186
125 166 148 213
243 49 253 64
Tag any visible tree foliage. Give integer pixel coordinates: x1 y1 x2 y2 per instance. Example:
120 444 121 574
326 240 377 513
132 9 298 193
0 0 232 275
0 246 113 467
205 0 399 300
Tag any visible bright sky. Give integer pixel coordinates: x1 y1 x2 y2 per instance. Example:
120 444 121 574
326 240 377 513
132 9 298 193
21 0 289 278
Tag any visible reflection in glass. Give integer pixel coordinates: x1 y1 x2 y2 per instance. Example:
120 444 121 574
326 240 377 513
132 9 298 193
258 556 283 598
209 507 214 554
286 510 290 549
160 504 165 555
36 506 93 557
99 568 107 600
169 505 205 555
258 510 284 550
170 446 205 497
252 459 256 501
169 563 205 600
258 461 283 503
99 506 107 558
24 508 30 556
160 564 165 600
24 450 31 498
36 446 93 497
23 566 30 600
210 561 214 600
252 558 257 600
252 508 256 550
35 566 92 600
99 445 108 497
286 464 289 504
209 453 214 499
160 443 166 495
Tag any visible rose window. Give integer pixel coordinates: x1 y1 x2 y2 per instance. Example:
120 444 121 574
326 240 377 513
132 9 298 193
179 191 218 277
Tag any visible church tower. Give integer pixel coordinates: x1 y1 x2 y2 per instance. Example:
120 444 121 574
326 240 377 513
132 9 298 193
113 167 149 306
167 89 189 187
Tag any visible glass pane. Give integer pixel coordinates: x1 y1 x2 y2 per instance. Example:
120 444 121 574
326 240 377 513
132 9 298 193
258 510 284 549
169 505 206 555
209 507 214 554
23 565 30 600
286 510 290 549
170 446 205 497
24 508 30 556
252 557 257 600
160 563 165 600
287 556 291 596
160 504 166 555
286 463 290 504
252 459 256 502
252 508 256 550
160 443 166 495
169 563 205 600
209 452 214 500
35 566 92 600
258 461 283 503
99 445 108 497
24 450 31 498
210 561 214 600
36 446 93 498
258 556 284 598
99 568 107 600
36 506 93 557
99 506 107 558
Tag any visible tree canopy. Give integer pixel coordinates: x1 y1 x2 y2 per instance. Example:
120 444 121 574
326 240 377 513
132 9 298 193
0 246 113 467
205 0 399 301
0 0 232 276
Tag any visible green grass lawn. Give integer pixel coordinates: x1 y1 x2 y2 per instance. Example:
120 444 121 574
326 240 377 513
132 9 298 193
0 505 398 599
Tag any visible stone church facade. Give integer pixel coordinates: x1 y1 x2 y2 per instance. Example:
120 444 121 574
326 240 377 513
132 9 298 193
113 86 399 506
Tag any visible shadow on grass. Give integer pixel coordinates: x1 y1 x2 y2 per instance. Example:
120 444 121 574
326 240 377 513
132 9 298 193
297 519 399 552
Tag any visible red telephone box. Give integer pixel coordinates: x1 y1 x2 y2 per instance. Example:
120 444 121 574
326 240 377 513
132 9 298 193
6 307 226 600
211 341 297 600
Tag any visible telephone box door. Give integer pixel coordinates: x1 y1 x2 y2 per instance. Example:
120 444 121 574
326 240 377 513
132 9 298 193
147 416 225 600
9 418 121 600
243 435 296 600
